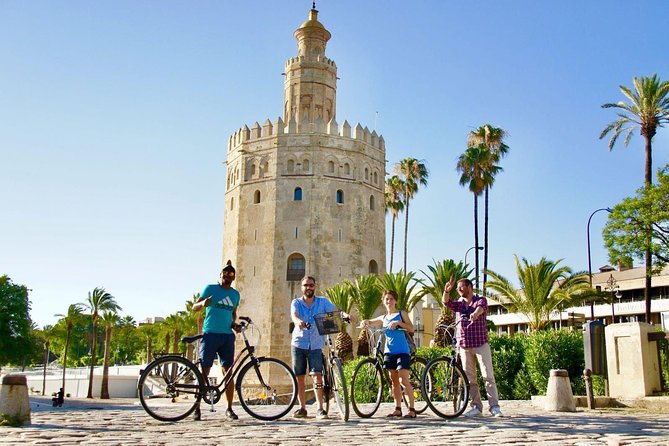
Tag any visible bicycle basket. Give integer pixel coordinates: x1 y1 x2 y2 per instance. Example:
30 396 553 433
313 311 343 335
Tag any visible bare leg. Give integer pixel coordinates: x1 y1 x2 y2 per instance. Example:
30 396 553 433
296 375 307 409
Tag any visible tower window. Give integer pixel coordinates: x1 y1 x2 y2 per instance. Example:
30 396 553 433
373 172 378 184
230 197 235 210
303 159 310 171
287 159 295 173
294 187 302 201
336 189 344 204
369 195 375 210
344 163 350 175
328 161 335 174
287 254 305 281
369 260 379 275
254 190 261 204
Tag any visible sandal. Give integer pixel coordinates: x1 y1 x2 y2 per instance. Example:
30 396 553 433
403 408 417 419
386 407 402 417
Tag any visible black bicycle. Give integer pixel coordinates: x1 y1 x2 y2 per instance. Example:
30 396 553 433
350 325 428 418
420 316 470 418
137 316 298 422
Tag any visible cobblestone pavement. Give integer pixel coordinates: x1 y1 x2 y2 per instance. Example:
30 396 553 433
1 396 668 445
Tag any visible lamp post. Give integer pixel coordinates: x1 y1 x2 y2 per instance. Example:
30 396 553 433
605 273 621 324
464 246 483 267
587 207 612 319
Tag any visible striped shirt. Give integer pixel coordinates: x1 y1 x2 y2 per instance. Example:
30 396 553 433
445 295 489 348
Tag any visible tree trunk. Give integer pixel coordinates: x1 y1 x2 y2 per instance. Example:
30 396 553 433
62 327 71 392
483 186 490 295
473 194 480 289
403 201 410 273
87 321 98 398
101 325 112 399
389 216 396 273
643 134 653 322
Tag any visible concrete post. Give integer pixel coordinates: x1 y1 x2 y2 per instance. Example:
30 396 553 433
544 369 576 412
0 374 31 425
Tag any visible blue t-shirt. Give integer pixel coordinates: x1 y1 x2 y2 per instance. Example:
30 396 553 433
383 312 410 355
291 296 338 350
200 284 240 334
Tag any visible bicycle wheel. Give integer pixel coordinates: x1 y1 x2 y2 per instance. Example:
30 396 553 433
330 357 349 421
236 357 298 421
350 358 383 418
421 357 469 418
138 355 203 422
404 356 429 414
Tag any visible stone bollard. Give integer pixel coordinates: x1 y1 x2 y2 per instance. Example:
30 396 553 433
0 374 31 425
544 369 576 412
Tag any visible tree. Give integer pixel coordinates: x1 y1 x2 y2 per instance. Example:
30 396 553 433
485 256 592 331
376 271 424 313
467 124 509 293
600 74 669 322
395 158 429 273
82 287 120 398
604 165 669 274
349 274 382 356
0 275 33 366
37 325 55 395
324 282 355 361
457 145 500 289
100 311 120 399
385 175 405 273
54 304 84 393
418 259 471 346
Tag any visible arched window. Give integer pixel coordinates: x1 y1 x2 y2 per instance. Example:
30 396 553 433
230 197 235 210
294 187 302 201
369 195 375 210
287 253 305 281
344 163 350 175
303 159 310 171
373 172 378 184
287 159 295 173
364 168 369 180
369 260 379 275
254 190 261 204
328 160 335 173
262 161 269 177
251 163 256 176
336 189 344 204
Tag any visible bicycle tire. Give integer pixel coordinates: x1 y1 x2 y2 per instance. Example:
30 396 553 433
236 357 298 421
323 354 331 415
405 356 429 414
138 355 203 422
421 356 469 419
330 357 349 421
350 358 383 418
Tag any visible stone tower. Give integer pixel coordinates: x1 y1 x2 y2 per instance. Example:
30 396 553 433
223 5 386 362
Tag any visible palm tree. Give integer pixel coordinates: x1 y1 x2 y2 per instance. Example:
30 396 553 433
324 282 355 362
385 175 405 273
467 125 509 293
395 158 429 273
82 287 120 398
137 323 159 364
183 293 202 361
100 311 120 399
38 325 54 395
54 304 83 394
419 259 471 346
376 271 425 313
485 256 592 331
349 274 382 356
600 74 669 322
457 145 499 289
163 313 184 356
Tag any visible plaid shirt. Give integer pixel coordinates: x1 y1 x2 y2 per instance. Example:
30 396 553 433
445 295 489 348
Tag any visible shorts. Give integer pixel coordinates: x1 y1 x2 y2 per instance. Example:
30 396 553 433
291 346 324 376
383 353 411 371
199 332 235 368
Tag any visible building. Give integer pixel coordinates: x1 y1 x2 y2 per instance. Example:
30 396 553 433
222 6 386 362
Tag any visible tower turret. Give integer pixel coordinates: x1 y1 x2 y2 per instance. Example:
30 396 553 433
283 4 337 124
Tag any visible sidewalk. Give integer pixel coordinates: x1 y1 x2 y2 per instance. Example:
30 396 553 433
1 396 668 445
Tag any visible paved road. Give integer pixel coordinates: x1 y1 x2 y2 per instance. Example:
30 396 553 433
2 396 668 445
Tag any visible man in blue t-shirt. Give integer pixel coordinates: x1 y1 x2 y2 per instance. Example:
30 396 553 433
290 275 339 419
192 260 240 421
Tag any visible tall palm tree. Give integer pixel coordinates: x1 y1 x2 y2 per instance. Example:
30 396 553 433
600 74 669 322
485 256 592 331
38 325 54 396
54 304 83 394
467 125 509 293
100 311 120 399
395 158 429 273
349 274 382 356
82 287 120 398
324 282 355 362
376 271 425 313
419 259 471 346
457 145 500 289
385 175 405 273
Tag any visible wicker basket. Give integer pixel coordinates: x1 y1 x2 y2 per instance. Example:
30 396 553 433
313 311 344 335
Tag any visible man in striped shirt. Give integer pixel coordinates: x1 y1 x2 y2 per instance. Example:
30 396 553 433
442 277 503 418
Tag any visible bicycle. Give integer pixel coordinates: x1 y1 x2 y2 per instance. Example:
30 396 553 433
350 325 428 418
420 316 470 418
137 316 298 422
310 311 350 421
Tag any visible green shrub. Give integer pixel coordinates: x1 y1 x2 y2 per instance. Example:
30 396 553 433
488 333 525 400
523 329 584 395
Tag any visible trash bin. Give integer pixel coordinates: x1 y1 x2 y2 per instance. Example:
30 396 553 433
583 321 606 375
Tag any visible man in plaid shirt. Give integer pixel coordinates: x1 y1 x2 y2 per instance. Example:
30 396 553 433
442 277 503 418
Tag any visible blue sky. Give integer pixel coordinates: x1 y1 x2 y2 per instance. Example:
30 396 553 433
2 1 668 328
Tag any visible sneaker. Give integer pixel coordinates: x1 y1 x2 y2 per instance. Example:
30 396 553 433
490 407 503 418
225 408 239 420
293 408 307 418
316 409 328 419
192 407 201 421
464 407 483 417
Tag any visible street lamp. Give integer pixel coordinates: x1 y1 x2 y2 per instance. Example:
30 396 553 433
605 273 622 323
587 207 612 319
464 246 484 288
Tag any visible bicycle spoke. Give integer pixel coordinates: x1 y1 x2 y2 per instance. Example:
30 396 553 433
351 358 383 418
330 358 349 421
422 357 469 418
237 357 297 421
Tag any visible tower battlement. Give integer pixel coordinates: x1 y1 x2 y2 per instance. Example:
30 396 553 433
285 55 337 68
